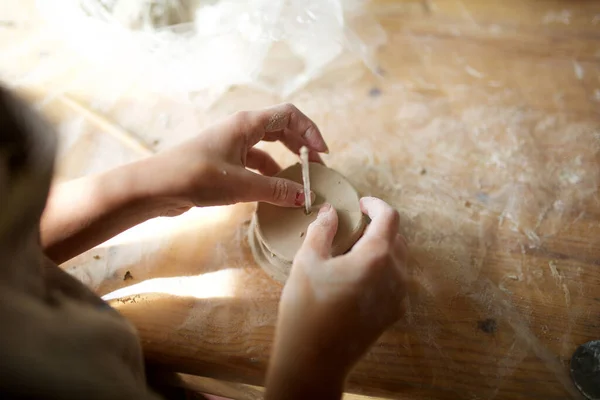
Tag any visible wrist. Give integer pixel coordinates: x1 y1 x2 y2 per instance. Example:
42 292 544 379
98 160 165 220
110 157 194 219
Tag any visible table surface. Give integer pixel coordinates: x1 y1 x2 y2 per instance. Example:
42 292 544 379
3 1 600 399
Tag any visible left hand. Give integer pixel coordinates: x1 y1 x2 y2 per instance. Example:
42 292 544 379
138 103 328 215
265 197 408 399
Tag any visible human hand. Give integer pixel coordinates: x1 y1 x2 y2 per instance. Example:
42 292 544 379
138 103 328 215
265 197 408 398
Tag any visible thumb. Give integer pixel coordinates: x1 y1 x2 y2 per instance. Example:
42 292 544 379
241 170 310 207
298 204 339 259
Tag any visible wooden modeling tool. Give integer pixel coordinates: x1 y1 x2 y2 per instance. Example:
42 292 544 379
300 146 311 214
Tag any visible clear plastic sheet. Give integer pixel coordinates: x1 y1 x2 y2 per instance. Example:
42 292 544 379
34 0 385 98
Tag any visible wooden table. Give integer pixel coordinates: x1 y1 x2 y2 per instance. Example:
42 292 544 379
4 1 600 399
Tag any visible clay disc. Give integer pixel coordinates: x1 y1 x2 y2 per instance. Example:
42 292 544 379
254 162 365 264
248 216 291 283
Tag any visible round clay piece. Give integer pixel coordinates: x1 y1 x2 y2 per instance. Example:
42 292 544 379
252 162 365 282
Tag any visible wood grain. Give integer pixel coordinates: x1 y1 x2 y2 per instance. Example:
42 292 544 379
110 2 599 398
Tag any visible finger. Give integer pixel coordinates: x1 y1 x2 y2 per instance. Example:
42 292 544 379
262 104 328 153
229 103 329 153
355 197 400 245
238 170 309 207
298 204 339 259
246 148 282 176
279 134 325 165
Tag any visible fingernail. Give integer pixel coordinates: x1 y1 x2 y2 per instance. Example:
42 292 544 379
303 127 329 154
318 203 331 216
294 191 305 206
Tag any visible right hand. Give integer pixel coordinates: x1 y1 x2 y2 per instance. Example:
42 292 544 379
270 197 408 384
136 103 328 216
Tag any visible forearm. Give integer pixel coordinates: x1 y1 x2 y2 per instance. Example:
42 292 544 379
265 355 345 400
265 318 347 400
40 160 170 264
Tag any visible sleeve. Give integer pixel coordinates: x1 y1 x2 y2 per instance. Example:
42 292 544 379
0 281 162 400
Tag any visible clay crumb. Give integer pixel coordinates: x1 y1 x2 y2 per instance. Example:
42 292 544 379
420 168 427 175
265 112 287 132
152 139 160 146
93 255 101 260
300 231 305 237
124 271 134 281
117 294 141 304
369 87 382 97
464 201 471 208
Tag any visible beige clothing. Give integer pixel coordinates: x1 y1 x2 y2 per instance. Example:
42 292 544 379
0 87 160 399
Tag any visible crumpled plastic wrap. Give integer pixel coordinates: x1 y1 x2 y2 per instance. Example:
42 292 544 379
35 0 385 99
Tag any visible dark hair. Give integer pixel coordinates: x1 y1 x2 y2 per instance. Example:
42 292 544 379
0 86 57 240
0 86 31 175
